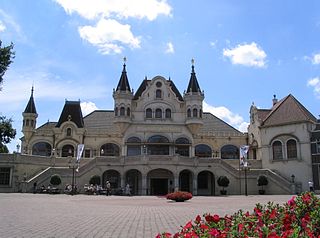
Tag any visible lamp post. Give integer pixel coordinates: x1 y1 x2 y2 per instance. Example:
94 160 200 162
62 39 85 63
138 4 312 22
68 148 76 195
243 162 250 196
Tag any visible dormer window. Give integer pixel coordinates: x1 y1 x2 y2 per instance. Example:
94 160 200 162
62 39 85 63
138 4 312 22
156 89 162 99
66 128 72 136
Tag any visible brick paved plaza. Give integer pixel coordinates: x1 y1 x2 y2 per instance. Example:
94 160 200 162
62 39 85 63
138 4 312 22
0 193 294 238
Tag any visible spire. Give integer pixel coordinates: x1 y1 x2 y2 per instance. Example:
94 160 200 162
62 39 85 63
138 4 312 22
186 58 201 93
116 57 131 92
24 86 37 114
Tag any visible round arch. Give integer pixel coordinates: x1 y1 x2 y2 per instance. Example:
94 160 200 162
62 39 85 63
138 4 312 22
125 169 142 195
32 141 52 157
102 170 121 192
221 144 239 159
179 169 193 193
147 168 174 195
197 170 215 196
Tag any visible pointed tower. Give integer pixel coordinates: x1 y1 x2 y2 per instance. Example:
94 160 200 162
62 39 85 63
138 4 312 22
22 87 38 154
184 59 204 135
113 57 133 134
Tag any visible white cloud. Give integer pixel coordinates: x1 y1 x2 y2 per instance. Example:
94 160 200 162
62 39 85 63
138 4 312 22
210 40 218 48
223 42 267 67
55 0 172 21
203 101 249 132
0 69 109 111
79 18 140 54
81 101 99 116
165 42 174 54
0 20 6 32
312 54 320 65
0 9 25 41
307 77 320 97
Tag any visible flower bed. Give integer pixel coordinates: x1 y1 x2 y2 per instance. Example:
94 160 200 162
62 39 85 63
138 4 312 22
157 192 320 237
166 191 193 202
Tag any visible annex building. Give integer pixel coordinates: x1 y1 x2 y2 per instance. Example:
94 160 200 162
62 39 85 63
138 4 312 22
0 60 319 195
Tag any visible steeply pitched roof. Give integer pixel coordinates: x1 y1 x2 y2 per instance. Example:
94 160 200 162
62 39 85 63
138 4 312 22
56 101 84 128
133 77 184 101
116 63 131 92
261 94 317 126
186 64 201 93
24 87 37 114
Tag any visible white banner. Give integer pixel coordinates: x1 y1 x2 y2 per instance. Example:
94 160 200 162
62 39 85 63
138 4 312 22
240 145 249 167
76 144 85 162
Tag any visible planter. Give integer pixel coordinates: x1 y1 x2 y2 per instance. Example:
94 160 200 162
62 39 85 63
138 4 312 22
220 190 227 195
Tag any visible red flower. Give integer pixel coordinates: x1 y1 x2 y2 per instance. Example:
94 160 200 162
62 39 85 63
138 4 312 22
213 214 220 223
200 224 209 230
209 228 220 237
184 221 193 230
195 215 201 224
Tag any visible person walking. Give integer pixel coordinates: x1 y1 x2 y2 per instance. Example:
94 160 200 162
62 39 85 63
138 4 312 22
106 181 111 196
125 183 131 196
308 179 314 192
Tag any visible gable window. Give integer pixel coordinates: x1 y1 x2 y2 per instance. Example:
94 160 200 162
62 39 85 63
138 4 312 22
156 89 162 98
146 108 152 118
155 108 162 118
272 141 283 160
165 109 171 119
66 128 72 136
287 139 297 159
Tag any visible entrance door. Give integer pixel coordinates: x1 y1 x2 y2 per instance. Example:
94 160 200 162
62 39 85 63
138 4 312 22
151 178 168 195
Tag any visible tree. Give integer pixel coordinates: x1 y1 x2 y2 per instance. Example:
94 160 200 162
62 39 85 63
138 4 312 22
50 174 62 186
0 41 15 89
0 116 16 153
217 175 230 195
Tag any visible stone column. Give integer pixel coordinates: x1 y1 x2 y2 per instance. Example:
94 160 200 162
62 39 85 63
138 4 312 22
193 175 198 195
174 173 179 192
141 174 147 195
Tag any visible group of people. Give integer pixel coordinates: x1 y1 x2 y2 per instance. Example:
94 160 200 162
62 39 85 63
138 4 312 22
83 181 131 196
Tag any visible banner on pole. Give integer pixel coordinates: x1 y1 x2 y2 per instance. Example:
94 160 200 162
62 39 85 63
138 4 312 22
240 145 249 167
76 144 85 162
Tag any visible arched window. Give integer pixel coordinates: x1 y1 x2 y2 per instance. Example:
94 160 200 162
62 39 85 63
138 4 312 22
221 145 239 159
287 139 297 159
187 109 191 118
147 135 169 155
32 142 52 156
199 109 202 118
26 119 29 126
146 108 152 118
31 120 34 127
62 144 74 157
120 107 125 116
165 109 171 118
193 108 198 117
100 143 120 156
175 137 190 156
195 144 212 157
155 108 162 118
127 108 130 116
115 107 118 116
272 141 283 160
156 89 162 98
127 137 141 156
66 128 72 136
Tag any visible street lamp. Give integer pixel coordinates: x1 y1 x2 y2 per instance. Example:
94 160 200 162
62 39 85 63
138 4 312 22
68 148 76 195
243 162 250 196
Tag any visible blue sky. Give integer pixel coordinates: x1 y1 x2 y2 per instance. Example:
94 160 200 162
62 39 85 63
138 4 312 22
1 0 320 152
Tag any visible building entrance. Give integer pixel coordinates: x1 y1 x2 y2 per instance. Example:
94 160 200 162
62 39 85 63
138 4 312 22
151 178 168 195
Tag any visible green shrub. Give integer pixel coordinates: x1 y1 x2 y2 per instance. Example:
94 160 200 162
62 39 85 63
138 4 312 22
50 174 61 186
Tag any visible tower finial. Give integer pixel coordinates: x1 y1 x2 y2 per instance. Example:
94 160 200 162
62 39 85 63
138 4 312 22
123 57 127 64
191 58 195 66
